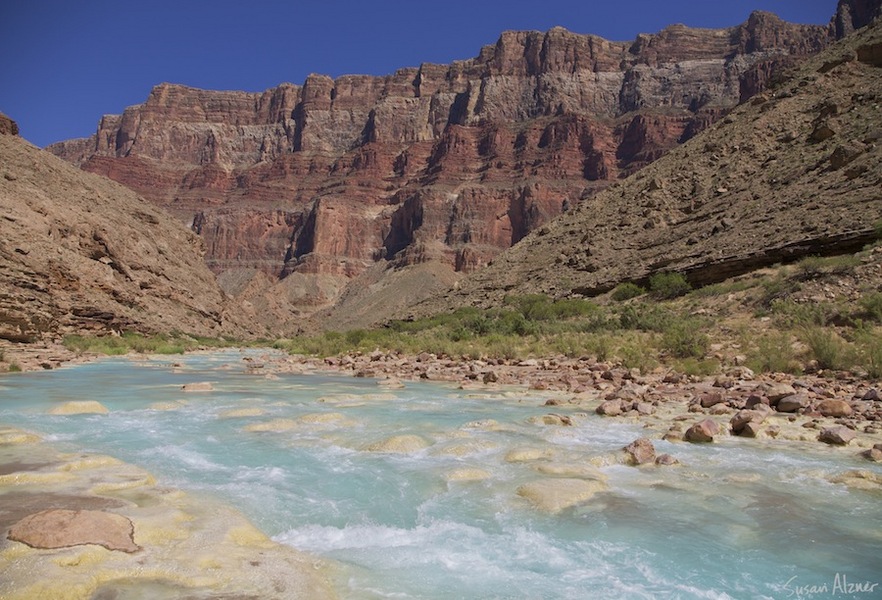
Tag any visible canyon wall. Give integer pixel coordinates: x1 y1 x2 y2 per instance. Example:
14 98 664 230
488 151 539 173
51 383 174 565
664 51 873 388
49 12 834 319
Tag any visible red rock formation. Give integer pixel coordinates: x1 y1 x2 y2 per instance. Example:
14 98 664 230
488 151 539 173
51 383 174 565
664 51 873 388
49 13 836 314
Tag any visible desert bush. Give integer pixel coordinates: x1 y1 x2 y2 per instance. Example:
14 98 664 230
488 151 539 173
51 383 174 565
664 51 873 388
758 276 801 308
661 319 710 359
770 299 836 328
649 272 691 299
796 254 860 280
611 282 645 301
616 338 658 372
7 362 21 373
674 358 720 377
748 332 801 374
801 327 851 371
688 278 758 298
859 292 882 323
618 304 675 332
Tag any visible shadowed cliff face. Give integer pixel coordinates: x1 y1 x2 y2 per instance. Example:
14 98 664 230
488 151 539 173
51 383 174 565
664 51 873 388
49 11 837 319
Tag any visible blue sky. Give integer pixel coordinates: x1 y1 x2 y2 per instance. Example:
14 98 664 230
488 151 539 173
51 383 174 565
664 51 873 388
1 0 833 147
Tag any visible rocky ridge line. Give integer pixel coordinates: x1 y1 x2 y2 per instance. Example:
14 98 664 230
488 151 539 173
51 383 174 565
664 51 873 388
48 11 839 330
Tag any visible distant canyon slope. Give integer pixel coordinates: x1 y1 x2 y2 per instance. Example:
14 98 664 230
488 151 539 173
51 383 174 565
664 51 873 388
47 0 879 331
0 116 245 342
416 17 882 316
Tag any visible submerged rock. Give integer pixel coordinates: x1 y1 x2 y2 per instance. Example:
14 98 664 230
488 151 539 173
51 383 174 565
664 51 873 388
445 468 492 482
0 426 41 445
243 418 299 432
829 470 882 491
8 509 140 553
364 434 430 453
504 447 551 463
48 401 109 415
181 382 213 392
516 478 606 513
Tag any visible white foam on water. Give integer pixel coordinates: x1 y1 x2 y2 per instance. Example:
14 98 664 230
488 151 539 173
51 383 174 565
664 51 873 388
148 443 227 472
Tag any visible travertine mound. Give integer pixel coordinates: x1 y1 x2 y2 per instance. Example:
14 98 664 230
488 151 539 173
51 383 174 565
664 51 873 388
8 509 140 553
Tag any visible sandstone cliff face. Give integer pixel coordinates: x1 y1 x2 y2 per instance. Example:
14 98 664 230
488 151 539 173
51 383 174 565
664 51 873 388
49 12 835 320
0 131 243 342
416 20 882 315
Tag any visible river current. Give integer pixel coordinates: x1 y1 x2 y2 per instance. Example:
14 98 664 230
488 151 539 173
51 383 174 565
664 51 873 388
1 350 880 599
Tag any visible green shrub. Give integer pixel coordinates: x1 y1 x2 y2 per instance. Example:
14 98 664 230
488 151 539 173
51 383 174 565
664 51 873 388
8 362 21 373
649 272 691 299
618 304 674 332
855 329 882 379
674 358 720 377
801 327 851 371
796 254 860 280
859 292 882 323
759 276 800 308
748 333 801 374
617 340 657 372
661 320 710 359
770 299 835 328
611 282 645 301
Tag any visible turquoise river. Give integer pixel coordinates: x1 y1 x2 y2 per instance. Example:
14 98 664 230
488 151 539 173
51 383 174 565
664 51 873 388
1 350 880 599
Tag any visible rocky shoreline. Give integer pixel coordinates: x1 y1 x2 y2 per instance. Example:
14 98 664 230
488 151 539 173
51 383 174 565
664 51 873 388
244 349 882 466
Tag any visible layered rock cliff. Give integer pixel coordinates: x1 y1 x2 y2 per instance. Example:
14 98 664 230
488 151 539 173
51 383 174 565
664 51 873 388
49 11 837 323
413 19 882 316
0 123 244 342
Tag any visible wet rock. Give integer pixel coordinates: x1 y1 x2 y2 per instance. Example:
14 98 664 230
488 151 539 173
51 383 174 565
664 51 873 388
861 447 882 462
182 382 213 392
505 447 550 463
766 383 797 404
776 394 810 413
48 401 109 415
730 409 766 436
635 402 656 416
595 399 624 416
684 419 720 443
7 509 140 553
816 399 853 418
528 414 573 426
655 454 680 466
364 434 430 453
243 418 298 432
829 470 882 491
516 478 606 513
818 426 856 445
623 437 656 466
445 468 492 482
